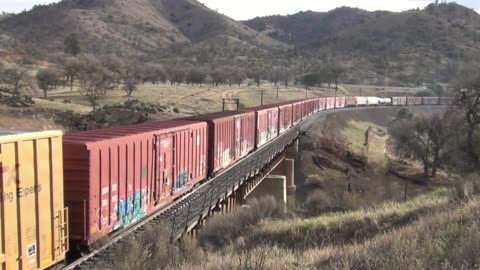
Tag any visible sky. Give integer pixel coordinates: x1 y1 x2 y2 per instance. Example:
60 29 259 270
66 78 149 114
1 0 479 20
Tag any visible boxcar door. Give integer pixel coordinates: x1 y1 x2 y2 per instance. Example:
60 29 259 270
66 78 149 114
234 116 242 159
157 133 174 199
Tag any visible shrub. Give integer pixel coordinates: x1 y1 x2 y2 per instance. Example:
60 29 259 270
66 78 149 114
198 196 284 250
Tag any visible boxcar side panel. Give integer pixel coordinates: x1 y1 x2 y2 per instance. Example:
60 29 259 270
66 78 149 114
279 104 293 133
0 131 67 270
335 97 346 108
407 97 422 105
345 97 356 107
439 97 456 105
392 97 407 106
422 97 439 105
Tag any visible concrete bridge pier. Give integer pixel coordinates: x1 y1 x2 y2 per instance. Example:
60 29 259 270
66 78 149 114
245 175 287 205
244 156 296 207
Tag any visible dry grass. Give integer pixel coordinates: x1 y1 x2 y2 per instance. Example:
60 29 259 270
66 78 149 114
247 190 450 250
319 196 480 269
190 185 480 270
99 223 204 270
198 196 285 250
96 179 480 270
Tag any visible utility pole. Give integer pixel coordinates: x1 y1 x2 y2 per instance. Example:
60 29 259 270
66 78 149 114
305 88 308 98
260 90 265 106
276 85 279 100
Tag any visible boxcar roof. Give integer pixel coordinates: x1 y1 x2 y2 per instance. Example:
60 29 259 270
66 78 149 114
180 110 254 121
63 120 205 144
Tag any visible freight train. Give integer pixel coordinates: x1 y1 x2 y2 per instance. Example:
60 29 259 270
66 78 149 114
0 95 455 270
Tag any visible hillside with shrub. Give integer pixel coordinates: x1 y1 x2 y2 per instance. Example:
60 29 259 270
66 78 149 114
244 3 480 85
0 0 285 60
1 2 480 85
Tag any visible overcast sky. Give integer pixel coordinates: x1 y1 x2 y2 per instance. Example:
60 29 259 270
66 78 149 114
1 0 479 20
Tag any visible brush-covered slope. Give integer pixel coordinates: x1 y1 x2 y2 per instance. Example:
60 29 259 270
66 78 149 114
0 0 286 57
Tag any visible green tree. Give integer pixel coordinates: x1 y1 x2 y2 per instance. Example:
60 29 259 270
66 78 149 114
64 33 81 56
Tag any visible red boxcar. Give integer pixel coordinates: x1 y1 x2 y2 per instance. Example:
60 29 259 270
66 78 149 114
422 97 439 105
308 98 317 114
439 97 456 105
392 97 407 106
242 105 279 148
299 100 308 118
407 97 423 105
312 98 320 112
292 101 304 124
346 97 357 107
319 97 326 111
278 103 294 133
326 97 335 109
335 96 346 108
63 121 208 246
181 111 255 175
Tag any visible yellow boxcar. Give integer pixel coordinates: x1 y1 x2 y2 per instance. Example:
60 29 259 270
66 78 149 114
0 130 68 270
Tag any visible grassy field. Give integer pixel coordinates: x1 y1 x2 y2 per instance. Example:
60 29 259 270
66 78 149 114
42 83 337 115
0 82 429 131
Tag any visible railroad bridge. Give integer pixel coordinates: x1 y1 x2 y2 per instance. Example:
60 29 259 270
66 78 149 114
162 125 300 241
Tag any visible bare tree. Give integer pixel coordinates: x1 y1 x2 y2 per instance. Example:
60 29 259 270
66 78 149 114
186 68 207 86
322 65 346 90
167 62 186 85
142 63 167 84
123 63 143 97
1 64 30 95
36 68 60 98
248 66 264 87
100 54 125 88
211 67 226 87
78 60 115 111
281 68 290 87
453 68 480 171
60 57 81 91
389 114 457 177
230 68 247 86
269 68 281 86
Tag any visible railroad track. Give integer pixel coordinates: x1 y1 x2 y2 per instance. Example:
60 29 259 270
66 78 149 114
63 105 448 269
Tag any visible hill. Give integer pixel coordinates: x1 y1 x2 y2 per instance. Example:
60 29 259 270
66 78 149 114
244 3 480 85
1 1 480 85
0 0 286 60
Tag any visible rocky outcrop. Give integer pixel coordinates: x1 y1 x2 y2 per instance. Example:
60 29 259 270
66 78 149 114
0 88 34 107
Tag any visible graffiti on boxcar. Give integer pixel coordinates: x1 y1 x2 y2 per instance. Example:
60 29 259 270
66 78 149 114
259 131 267 146
114 190 147 229
174 170 190 193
